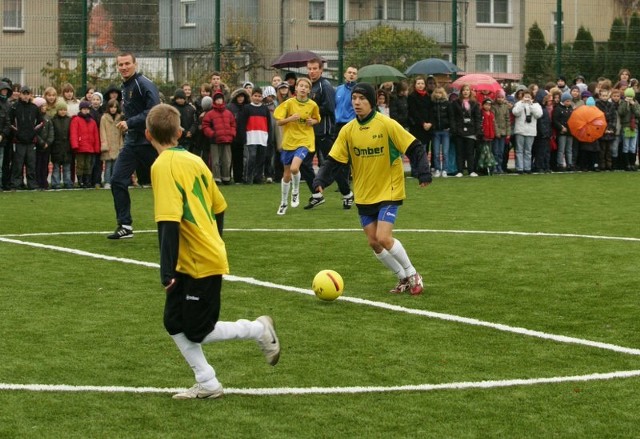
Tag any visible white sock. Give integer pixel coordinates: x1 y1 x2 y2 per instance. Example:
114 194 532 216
171 333 219 389
388 239 416 277
201 319 263 344
292 172 300 194
342 191 353 199
281 180 291 205
375 248 406 279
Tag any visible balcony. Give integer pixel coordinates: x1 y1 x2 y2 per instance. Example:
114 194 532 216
344 20 464 45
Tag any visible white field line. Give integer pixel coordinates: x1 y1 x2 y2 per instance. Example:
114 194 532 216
2 236 640 357
3 228 640 242
2 369 640 396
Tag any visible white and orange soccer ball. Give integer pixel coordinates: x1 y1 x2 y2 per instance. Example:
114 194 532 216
311 270 344 301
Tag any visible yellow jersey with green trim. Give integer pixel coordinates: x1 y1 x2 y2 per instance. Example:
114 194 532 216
151 147 229 278
329 112 416 205
273 96 320 152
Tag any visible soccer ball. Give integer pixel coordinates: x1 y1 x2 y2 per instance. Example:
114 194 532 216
312 270 344 301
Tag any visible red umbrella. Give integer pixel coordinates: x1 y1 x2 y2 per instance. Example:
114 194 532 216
271 50 325 68
567 105 606 143
451 74 503 100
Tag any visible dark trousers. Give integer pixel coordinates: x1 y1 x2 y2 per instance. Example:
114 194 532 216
455 136 476 174
35 149 50 189
2 141 12 189
311 132 351 195
231 140 244 183
110 143 158 226
11 143 37 189
91 153 103 186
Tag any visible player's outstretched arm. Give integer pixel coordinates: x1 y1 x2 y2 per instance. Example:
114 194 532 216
405 139 432 187
312 156 343 193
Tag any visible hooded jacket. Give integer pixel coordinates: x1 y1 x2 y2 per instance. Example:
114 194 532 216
202 102 236 144
9 98 43 144
70 113 100 153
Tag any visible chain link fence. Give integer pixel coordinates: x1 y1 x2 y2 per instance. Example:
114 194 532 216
0 1 635 96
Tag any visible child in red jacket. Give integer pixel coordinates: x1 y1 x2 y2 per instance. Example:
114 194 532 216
70 100 100 188
202 92 236 184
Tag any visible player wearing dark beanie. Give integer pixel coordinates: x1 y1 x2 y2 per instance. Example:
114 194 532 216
351 83 377 110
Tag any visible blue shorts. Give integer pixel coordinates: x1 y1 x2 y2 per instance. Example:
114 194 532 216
280 147 310 165
359 204 399 228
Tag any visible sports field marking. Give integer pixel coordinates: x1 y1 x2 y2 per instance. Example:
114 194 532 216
3 228 640 243
2 236 640 357
2 369 640 396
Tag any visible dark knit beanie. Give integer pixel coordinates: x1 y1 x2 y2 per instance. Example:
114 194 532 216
352 83 377 109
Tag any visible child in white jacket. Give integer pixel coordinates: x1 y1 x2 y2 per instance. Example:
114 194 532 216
512 90 542 173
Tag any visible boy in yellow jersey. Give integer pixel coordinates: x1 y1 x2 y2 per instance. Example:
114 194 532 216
313 83 432 295
273 77 320 215
147 104 280 400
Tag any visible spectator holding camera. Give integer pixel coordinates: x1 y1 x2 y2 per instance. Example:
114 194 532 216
512 90 542 174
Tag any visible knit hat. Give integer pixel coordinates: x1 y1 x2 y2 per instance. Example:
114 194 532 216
93 91 103 104
561 92 572 102
201 96 213 111
55 101 68 111
79 100 91 109
352 82 376 109
581 90 592 99
624 87 635 98
33 97 47 108
277 82 289 91
212 92 224 102
496 89 506 99
20 85 31 94
586 97 595 106
242 81 254 89
262 85 276 98
173 89 187 100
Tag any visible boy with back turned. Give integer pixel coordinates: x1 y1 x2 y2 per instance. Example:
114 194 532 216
147 103 280 400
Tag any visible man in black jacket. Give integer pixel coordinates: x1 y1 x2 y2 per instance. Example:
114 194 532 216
7 86 42 190
107 52 161 239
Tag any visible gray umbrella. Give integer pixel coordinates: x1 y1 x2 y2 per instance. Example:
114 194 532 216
405 58 461 76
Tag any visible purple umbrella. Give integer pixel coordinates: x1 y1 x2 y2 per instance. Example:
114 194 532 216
271 50 325 68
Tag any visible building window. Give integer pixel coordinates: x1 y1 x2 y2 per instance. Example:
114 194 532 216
309 0 339 22
476 54 508 72
3 0 23 31
477 0 509 25
376 0 418 21
2 67 22 86
181 0 196 27
550 11 563 44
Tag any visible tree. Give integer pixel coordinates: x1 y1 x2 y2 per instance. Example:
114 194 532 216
607 17 628 79
571 26 595 81
624 12 640 76
101 0 159 52
523 22 552 85
59 0 85 52
344 25 440 72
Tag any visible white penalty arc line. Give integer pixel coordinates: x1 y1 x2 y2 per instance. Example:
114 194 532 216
3 228 640 243
3 369 640 396
2 236 640 357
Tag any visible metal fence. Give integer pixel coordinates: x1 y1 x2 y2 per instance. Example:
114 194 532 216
0 0 635 96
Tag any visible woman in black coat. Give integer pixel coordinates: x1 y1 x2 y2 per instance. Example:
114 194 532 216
450 84 482 177
407 76 432 176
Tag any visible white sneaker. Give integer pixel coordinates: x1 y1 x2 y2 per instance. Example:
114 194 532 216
256 316 280 366
172 383 224 400
291 192 299 208
104 183 111 189
277 204 288 215
442 171 448 178
455 172 463 178
470 172 478 177
434 170 441 178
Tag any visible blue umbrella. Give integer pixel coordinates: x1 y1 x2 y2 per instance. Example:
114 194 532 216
405 58 461 76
